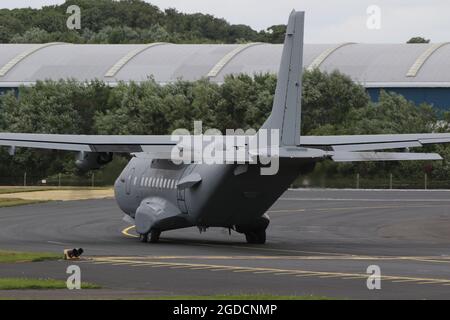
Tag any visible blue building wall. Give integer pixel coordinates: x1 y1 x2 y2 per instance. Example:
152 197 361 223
367 88 450 112
0 87 17 96
0 87 18 97
2 85 450 113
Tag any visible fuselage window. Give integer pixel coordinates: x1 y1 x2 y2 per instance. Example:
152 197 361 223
157 178 161 189
144 177 148 187
150 178 155 188
133 177 137 185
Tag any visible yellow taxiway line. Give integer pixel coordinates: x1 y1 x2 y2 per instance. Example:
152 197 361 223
88 257 450 286
122 225 138 238
120 225 450 265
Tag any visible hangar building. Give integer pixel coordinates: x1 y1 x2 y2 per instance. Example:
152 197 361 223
0 42 449 110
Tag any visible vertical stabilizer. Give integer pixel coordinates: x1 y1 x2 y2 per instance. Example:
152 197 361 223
261 10 304 146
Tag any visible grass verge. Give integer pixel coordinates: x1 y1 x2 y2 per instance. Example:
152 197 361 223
141 294 332 300
0 198 47 208
0 250 61 263
0 278 100 290
0 186 111 194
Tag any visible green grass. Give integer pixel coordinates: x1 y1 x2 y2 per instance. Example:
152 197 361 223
141 294 333 300
0 278 100 290
0 198 47 208
0 186 111 194
0 188 52 194
0 250 61 263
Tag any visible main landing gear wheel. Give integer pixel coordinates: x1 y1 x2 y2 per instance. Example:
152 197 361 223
244 229 266 244
149 229 161 243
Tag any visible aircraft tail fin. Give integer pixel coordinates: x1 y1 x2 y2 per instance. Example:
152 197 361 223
261 10 304 146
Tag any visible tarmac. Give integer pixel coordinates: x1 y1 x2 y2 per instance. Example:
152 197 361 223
0 189 449 299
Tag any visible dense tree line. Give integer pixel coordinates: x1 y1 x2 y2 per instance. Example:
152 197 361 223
0 69 449 185
0 0 285 44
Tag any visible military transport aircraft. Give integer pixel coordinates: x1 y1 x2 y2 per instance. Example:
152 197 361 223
1 11 450 244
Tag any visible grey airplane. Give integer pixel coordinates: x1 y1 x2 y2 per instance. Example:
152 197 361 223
2 10 450 244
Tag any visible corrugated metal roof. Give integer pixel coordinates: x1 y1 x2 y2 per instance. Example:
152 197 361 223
0 43 449 88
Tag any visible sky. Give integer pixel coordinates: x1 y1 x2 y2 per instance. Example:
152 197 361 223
1 0 448 43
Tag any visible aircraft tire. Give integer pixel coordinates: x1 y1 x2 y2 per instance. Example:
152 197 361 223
149 229 161 243
139 233 148 243
245 229 266 244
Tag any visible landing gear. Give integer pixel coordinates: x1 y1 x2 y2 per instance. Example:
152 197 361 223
149 229 161 243
236 215 270 245
244 229 266 244
139 233 148 243
139 229 161 243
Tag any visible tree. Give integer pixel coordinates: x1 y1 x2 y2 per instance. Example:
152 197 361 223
262 25 287 43
302 69 370 134
407 37 430 44
1 69 449 184
0 0 265 44
0 81 85 177
94 80 169 135
214 74 273 131
10 27 52 43
0 26 11 43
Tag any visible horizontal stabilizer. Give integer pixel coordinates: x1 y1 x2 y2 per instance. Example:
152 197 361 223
300 133 450 152
331 152 442 162
332 141 423 152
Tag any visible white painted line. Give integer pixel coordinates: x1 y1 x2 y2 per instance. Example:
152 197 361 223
47 241 69 245
288 188 450 192
280 198 450 202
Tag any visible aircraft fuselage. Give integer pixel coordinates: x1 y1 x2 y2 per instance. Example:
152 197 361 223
114 153 313 240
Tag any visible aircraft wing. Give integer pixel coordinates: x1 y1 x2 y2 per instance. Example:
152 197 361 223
0 132 449 163
0 133 176 153
300 133 450 152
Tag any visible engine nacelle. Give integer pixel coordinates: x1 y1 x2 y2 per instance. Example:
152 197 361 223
75 151 113 171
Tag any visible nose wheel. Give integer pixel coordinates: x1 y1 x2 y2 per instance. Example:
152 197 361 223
139 229 161 243
139 233 148 243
